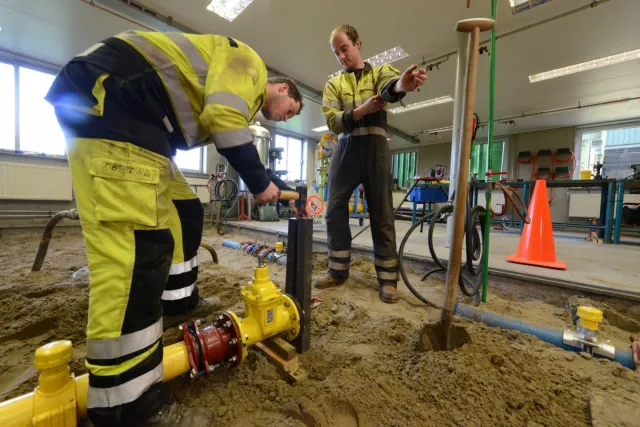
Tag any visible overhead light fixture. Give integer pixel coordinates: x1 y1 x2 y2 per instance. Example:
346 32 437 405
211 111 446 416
328 46 409 79
389 96 454 114
529 48 640 83
206 0 254 22
312 125 329 133
509 0 553 15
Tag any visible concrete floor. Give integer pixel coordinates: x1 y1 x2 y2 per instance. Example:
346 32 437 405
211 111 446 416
227 218 640 300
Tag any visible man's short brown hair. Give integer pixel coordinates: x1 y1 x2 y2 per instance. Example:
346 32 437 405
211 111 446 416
330 24 360 47
267 76 304 115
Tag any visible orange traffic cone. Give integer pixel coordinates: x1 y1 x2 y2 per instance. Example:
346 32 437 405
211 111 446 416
506 179 567 270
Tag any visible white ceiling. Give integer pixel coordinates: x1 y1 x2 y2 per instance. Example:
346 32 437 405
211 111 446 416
132 0 640 146
4 0 639 146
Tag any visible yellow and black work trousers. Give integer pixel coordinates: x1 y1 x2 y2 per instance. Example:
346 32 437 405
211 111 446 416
326 135 399 286
52 63 204 426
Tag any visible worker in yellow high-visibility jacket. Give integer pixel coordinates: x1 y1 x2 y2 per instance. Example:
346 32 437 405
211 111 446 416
45 31 303 427
317 25 426 303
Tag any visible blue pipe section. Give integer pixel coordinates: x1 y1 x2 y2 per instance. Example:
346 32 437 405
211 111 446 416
222 239 287 265
454 303 636 370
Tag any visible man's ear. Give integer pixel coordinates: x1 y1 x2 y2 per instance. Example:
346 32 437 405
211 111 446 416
279 83 289 94
355 40 361 51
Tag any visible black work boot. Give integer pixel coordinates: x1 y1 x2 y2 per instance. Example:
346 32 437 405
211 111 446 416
141 400 213 427
163 297 222 330
314 273 346 289
379 284 399 303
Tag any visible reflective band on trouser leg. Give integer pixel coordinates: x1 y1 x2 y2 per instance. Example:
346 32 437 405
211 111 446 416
163 164 204 316
375 257 399 285
61 135 174 426
118 32 209 147
328 249 351 279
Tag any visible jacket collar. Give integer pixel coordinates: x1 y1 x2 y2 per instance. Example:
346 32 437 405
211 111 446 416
344 62 372 74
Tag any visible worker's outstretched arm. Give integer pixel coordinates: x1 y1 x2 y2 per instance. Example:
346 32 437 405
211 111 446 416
266 168 294 208
200 47 271 196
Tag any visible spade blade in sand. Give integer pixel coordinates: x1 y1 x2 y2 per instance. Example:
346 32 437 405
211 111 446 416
418 322 471 352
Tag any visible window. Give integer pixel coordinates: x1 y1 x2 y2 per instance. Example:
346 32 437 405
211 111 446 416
579 126 640 179
275 134 306 181
0 62 15 150
0 61 66 155
470 141 505 182
174 147 206 173
19 67 66 155
392 150 417 189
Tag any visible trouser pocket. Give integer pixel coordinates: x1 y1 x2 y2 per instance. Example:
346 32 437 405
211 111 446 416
89 157 161 226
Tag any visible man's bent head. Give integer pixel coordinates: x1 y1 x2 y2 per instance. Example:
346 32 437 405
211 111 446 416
262 77 303 122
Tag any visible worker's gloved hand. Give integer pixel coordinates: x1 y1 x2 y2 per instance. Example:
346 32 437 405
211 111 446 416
255 182 280 204
396 64 428 93
631 335 640 372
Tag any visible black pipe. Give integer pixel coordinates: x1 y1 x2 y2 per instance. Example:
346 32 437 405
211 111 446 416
199 243 219 264
31 209 80 272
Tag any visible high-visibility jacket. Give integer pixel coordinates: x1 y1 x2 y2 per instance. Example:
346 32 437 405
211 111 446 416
322 62 405 139
47 31 273 194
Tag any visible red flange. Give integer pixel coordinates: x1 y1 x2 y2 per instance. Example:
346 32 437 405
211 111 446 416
181 313 243 377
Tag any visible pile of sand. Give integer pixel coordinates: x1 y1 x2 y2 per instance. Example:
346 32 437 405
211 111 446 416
1 229 639 426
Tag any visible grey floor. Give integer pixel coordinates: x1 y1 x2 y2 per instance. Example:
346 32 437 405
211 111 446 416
228 218 640 299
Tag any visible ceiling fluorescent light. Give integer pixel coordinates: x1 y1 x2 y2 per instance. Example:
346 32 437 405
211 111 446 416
206 0 254 22
312 125 329 132
389 96 454 114
509 0 553 15
328 46 409 79
529 48 640 83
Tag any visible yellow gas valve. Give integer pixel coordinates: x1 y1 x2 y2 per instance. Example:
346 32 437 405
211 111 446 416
227 261 300 361
32 340 77 426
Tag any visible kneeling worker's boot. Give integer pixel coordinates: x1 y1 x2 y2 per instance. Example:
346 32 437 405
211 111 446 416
315 273 346 289
163 297 222 330
141 400 213 427
379 284 399 304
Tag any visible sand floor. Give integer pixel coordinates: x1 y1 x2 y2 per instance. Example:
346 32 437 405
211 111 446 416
1 227 639 426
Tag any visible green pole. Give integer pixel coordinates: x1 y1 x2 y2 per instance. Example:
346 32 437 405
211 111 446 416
481 0 498 303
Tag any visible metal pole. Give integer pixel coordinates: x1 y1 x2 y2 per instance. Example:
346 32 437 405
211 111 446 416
605 180 615 243
481 0 498 303
446 32 471 248
614 180 624 244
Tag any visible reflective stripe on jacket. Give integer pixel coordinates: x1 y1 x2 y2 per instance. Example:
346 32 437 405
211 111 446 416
116 31 268 150
322 62 402 138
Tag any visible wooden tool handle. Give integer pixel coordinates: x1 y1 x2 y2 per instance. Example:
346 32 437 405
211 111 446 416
456 18 495 33
279 191 300 201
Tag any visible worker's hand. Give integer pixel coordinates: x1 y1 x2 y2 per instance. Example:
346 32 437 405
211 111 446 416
631 335 640 372
255 182 280 204
396 64 428 93
353 95 385 120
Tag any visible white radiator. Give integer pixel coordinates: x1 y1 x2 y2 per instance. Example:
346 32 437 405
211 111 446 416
185 177 211 204
0 161 73 201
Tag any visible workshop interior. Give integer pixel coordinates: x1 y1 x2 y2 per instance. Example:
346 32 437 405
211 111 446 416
1 0 640 426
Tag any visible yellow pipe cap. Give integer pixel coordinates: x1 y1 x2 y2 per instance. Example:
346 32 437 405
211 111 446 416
577 306 603 331
275 242 284 253
35 340 73 370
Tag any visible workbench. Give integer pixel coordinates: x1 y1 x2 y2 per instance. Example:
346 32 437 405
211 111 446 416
409 179 619 243
614 178 640 244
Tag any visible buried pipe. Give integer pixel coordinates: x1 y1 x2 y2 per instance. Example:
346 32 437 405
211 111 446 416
222 239 287 265
30 207 218 272
31 209 80 272
199 242 219 264
454 303 636 371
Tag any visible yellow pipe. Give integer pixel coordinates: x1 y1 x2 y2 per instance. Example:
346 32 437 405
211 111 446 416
0 341 190 427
